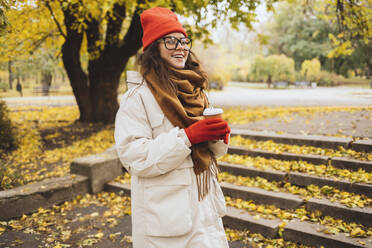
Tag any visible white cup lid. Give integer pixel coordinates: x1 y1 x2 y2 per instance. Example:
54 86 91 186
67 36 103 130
203 108 223 116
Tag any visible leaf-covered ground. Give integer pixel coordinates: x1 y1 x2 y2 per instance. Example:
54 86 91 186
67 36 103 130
1 104 371 247
1 106 114 190
115 172 372 245
0 192 133 247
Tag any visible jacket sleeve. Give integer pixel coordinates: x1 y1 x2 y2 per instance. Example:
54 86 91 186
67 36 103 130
208 138 229 158
114 92 192 178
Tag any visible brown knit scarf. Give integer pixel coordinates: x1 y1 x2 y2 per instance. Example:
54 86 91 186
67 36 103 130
145 67 218 200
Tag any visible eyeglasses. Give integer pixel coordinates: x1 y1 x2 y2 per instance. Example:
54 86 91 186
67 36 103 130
160 36 192 51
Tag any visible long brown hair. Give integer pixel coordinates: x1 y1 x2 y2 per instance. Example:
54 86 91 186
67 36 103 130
137 39 208 93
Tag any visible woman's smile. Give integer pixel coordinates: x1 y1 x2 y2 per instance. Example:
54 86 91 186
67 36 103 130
159 32 189 69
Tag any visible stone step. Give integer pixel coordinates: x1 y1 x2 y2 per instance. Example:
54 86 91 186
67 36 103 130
351 139 372 153
220 171 372 227
221 178 372 228
107 179 372 229
104 181 131 195
231 129 353 149
306 197 372 228
218 162 287 182
288 172 372 198
105 181 372 246
331 157 372 172
228 146 329 165
223 206 282 239
104 182 281 239
283 219 371 248
0 175 89 221
220 182 304 210
228 145 371 172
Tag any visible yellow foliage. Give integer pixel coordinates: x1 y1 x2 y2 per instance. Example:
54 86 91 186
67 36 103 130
1 106 114 189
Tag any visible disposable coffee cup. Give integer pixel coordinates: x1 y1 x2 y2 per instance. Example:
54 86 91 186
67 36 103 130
203 108 223 119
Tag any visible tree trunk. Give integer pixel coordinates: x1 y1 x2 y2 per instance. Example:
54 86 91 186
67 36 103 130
89 62 122 122
8 59 12 90
366 62 371 79
267 75 272 88
61 3 142 123
62 6 92 122
85 4 142 123
41 70 52 96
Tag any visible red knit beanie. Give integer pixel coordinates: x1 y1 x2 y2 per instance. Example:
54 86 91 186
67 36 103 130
140 7 187 50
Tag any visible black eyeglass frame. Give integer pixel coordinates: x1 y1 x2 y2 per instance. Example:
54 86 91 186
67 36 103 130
160 36 192 51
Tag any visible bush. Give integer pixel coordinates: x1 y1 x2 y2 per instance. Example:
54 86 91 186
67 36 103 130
0 81 8 92
250 55 296 84
317 71 343 86
0 100 17 154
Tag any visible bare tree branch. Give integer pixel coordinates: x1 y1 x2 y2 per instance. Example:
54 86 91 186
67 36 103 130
44 0 67 39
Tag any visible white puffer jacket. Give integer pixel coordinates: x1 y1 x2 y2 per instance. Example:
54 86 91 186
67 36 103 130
115 71 229 248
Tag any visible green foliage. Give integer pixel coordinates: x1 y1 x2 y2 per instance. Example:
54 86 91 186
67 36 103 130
250 54 296 83
263 2 333 70
263 0 371 78
0 100 16 154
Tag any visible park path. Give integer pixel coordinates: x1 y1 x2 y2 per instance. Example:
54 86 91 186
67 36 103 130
209 83 372 107
3 84 372 107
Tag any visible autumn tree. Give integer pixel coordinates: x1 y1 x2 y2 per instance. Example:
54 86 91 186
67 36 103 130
1 0 260 123
1 0 370 123
300 58 321 82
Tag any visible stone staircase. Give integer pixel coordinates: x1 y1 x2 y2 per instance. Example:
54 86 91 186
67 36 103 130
105 130 372 248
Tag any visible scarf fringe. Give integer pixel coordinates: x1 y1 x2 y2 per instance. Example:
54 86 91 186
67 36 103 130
196 156 219 201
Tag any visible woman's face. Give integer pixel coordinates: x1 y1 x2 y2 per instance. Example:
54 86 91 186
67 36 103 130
158 32 190 69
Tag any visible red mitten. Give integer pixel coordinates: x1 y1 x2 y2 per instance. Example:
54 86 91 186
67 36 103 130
185 118 229 145
224 124 231 144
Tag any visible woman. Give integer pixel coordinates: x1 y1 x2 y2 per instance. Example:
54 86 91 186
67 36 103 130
115 7 231 248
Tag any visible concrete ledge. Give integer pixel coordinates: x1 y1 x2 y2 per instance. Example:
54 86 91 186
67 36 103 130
231 129 353 149
0 175 89 221
221 182 303 209
71 148 122 194
288 172 372 198
283 219 371 248
351 139 372 153
331 157 372 172
219 162 287 182
104 182 131 196
223 206 281 238
228 146 329 165
306 198 372 227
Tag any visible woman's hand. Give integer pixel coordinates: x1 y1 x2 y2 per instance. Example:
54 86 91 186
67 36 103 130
184 118 230 145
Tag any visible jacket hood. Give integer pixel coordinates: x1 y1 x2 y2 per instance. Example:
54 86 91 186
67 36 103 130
126 71 143 89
